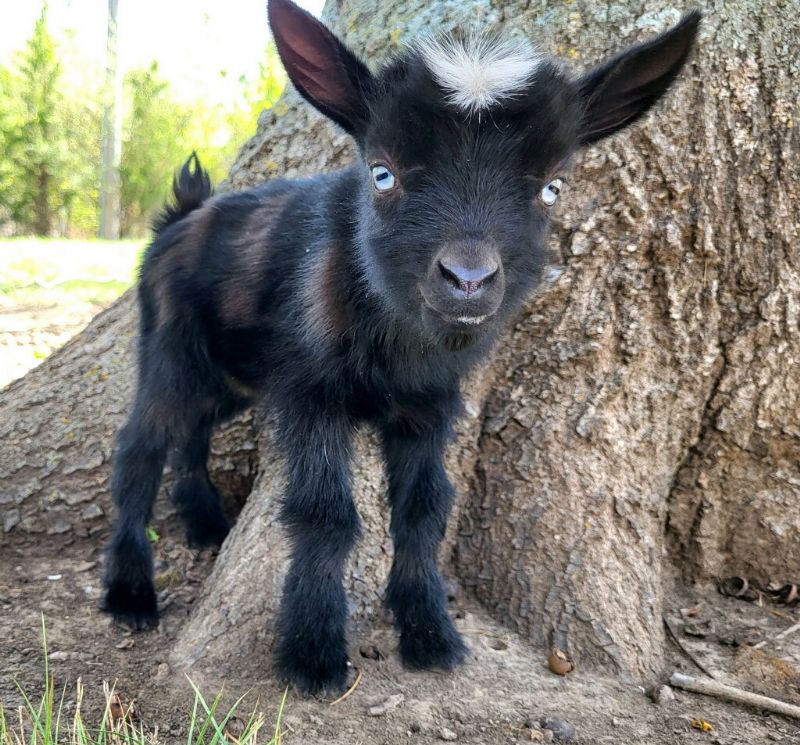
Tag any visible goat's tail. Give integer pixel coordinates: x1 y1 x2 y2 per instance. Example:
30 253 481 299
152 152 213 234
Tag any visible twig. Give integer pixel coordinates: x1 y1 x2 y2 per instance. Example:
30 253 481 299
753 620 800 650
669 672 800 720
330 666 363 706
662 616 719 679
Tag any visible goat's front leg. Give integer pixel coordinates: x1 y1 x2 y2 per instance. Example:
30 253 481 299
274 411 360 695
380 410 468 670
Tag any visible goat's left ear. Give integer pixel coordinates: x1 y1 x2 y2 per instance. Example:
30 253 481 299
268 0 374 136
577 10 701 145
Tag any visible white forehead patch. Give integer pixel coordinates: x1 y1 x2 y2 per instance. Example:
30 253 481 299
416 33 542 114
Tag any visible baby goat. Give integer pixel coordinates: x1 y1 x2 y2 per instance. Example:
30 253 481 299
102 0 700 694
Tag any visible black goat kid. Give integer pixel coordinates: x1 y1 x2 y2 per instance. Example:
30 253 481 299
102 0 700 694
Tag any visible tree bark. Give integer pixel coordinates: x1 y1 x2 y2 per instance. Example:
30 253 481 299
2 0 798 683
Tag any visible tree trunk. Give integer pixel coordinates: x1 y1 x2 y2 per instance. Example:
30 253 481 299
34 167 51 237
2 0 798 683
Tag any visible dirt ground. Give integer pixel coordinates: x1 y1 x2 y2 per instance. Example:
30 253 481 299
2 509 799 745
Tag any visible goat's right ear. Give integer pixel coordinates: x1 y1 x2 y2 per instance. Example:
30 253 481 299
268 0 373 136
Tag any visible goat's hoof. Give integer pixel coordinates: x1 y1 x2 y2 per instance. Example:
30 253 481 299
101 581 159 631
399 617 468 671
186 517 230 549
275 644 350 696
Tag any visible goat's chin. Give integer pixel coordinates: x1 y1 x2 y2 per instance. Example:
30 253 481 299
419 306 488 351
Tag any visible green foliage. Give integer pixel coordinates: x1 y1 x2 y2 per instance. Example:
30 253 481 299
119 47 285 237
0 5 101 237
0 7 286 240
119 63 193 236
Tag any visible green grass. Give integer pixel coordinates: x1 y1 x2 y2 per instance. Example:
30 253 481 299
0 618 288 745
0 238 145 308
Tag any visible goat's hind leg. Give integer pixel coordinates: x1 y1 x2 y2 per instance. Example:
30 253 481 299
102 331 223 628
102 399 169 629
170 413 231 549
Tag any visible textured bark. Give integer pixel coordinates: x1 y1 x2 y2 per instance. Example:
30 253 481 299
0 292 258 538
2 0 798 683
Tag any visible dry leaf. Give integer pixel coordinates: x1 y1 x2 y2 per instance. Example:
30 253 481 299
109 693 135 723
547 647 575 675
690 718 714 733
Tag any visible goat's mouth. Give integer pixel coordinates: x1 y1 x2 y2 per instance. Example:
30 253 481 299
417 282 503 350
420 297 496 333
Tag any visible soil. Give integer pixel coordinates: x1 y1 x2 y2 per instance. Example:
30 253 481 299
1 510 799 744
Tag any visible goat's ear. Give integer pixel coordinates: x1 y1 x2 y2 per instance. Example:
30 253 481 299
576 10 701 145
268 0 373 136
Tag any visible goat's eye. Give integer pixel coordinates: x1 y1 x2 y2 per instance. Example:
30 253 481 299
540 178 563 207
370 165 396 192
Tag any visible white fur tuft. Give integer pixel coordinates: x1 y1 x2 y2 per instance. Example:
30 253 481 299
416 33 542 114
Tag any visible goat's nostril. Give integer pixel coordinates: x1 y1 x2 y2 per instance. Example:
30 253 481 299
438 259 498 296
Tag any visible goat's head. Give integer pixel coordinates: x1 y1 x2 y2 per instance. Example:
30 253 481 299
269 0 700 348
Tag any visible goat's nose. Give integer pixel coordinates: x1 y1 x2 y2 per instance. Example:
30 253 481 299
438 258 499 297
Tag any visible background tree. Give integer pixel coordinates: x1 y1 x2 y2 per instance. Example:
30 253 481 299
0 5 71 235
0 0 798 686
119 64 193 236
0 8 285 239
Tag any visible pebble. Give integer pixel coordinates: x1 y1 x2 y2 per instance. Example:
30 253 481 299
367 693 404 717
438 726 458 741
48 650 77 661
540 718 575 743
649 684 675 705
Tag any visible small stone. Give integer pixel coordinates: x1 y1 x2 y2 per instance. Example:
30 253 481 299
115 638 135 650
49 651 77 661
438 727 457 741
154 662 170 679
648 684 675 705
540 718 575 743
368 693 404 716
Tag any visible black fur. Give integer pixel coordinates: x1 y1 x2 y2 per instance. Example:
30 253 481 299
101 0 700 694
151 152 212 233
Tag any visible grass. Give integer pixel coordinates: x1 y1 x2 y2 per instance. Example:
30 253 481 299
0 619 289 745
0 238 145 309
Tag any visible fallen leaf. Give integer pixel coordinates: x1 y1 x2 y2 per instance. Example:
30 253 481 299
547 647 575 675
690 719 713 733
109 693 135 723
